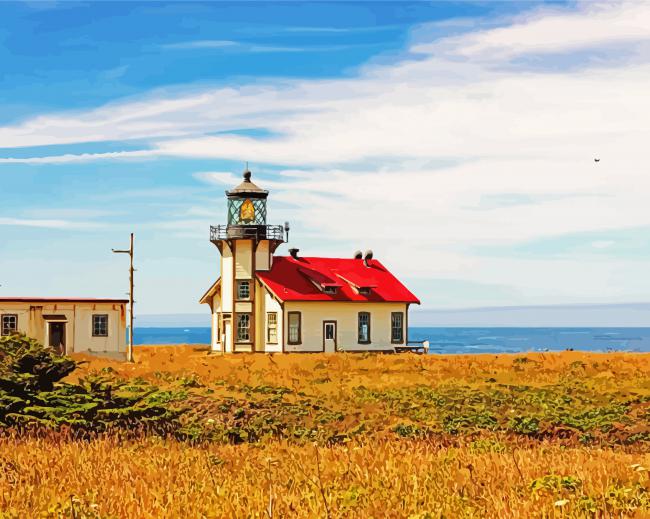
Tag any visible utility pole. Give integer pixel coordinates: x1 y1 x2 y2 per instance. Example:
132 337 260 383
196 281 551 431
112 233 135 362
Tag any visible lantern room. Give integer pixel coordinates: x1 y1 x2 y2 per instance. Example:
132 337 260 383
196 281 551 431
210 168 288 246
226 169 268 226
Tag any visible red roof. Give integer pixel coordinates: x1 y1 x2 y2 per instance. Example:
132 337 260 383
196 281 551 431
256 256 420 303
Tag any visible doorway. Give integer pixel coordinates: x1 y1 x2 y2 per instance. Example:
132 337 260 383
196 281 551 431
48 322 66 354
223 319 232 353
323 321 337 352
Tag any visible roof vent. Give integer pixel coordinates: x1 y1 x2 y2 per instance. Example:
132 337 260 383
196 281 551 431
363 249 373 267
289 248 300 259
353 250 363 259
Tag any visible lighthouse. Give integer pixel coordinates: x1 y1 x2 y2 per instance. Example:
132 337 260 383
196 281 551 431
200 167 419 354
202 168 287 353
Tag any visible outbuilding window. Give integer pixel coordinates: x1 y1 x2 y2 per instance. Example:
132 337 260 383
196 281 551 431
391 312 404 344
237 313 251 342
358 312 371 344
267 312 278 344
92 314 108 337
237 280 250 300
1 314 17 336
288 312 301 345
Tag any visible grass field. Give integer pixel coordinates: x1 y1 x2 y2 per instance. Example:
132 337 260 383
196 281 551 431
1 346 649 518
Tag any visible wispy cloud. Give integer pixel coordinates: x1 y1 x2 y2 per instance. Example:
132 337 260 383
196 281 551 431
0 150 158 164
161 40 239 49
193 171 240 186
162 39 365 54
0 217 102 229
413 2 650 59
283 25 400 33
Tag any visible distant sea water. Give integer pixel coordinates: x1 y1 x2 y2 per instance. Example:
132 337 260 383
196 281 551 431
133 327 650 353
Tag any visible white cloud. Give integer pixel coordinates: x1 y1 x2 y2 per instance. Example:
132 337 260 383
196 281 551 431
592 240 616 249
0 149 158 164
162 39 363 54
0 218 102 229
193 171 241 185
162 40 239 49
417 1 650 60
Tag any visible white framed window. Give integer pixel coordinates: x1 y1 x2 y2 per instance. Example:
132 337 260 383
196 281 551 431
288 312 301 344
237 313 251 342
267 312 278 343
237 280 250 300
1 314 17 336
358 312 370 344
92 314 108 337
391 312 404 343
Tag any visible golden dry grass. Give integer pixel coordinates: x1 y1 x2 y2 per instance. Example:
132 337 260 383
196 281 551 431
0 435 648 518
0 346 648 518
69 345 650 394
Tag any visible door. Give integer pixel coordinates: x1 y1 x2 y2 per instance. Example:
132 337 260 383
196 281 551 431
323 321 337 353
223 319 232 353
48 322 66 354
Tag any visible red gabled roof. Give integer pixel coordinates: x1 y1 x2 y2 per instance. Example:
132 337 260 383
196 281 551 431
256 256 420 304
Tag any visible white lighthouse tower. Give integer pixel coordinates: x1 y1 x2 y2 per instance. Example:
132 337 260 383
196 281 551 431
202 168 287 353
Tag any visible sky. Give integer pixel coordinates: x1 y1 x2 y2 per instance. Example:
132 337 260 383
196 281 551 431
2 1 650 319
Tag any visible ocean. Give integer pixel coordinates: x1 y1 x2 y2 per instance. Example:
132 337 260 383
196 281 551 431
133 327 650 353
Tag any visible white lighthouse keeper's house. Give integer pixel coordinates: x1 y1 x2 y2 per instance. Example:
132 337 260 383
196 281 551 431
200 168 420 353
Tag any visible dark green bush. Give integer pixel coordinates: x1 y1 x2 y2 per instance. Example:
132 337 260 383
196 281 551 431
0 334 180 434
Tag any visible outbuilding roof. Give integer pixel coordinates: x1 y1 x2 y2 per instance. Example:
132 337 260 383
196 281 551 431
0 297 128 303
256 256 420 304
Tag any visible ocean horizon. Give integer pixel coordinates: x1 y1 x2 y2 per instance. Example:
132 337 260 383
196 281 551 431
132 326 650 353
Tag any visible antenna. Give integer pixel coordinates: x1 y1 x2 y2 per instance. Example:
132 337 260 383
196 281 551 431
112 233 135 363
284 221 290 242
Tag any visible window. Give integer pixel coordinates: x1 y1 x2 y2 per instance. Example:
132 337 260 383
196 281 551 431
391 312 404 344
358 312 371 344
288 312 301 345
323 286 338 295
357 287 371 296
237 280 250 300
324 322 335 340
267 312 278 343
1 314 17 336
92 314 108 337
237 313 251 342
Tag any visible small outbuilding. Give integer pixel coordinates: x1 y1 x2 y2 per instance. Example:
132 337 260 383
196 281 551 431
0 297 127 358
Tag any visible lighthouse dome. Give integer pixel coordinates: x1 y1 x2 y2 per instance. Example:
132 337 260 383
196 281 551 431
226 169 268 199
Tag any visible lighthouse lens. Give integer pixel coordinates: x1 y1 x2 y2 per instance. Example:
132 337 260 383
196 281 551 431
240 199 255 223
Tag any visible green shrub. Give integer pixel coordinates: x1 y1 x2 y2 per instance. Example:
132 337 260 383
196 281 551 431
0 334 180 433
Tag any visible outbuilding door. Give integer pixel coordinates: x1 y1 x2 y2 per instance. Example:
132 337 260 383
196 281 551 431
323 321 337 353
48 322 66 354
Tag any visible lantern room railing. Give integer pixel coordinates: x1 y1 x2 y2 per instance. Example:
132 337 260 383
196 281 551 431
210 224 286 243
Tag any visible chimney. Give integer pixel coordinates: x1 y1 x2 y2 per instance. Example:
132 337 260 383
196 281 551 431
353 250 363 260
363 249 374 267
289 248 300 259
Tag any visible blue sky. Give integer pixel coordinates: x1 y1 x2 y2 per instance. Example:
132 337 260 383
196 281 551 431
2 1 650 317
